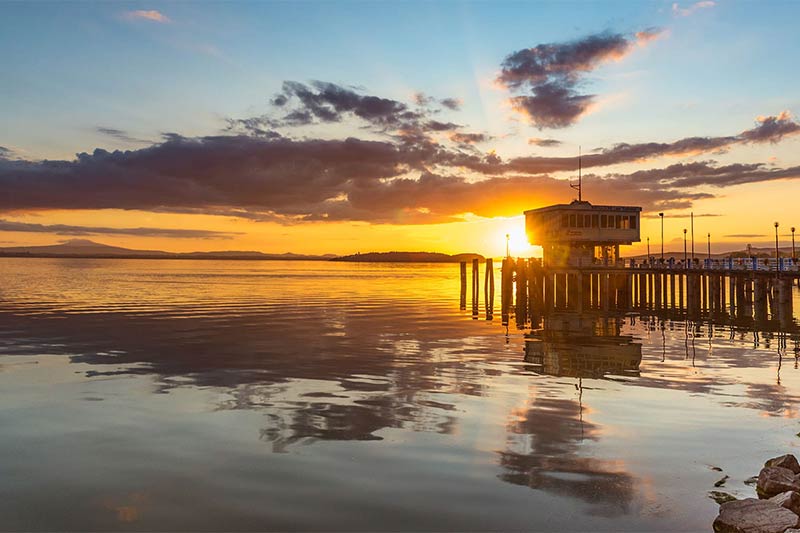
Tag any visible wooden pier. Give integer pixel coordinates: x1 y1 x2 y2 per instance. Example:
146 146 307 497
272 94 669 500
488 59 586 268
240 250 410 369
460 258 800 334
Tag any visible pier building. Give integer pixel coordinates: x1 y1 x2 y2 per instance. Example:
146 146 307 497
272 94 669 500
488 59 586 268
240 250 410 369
524 200 642 268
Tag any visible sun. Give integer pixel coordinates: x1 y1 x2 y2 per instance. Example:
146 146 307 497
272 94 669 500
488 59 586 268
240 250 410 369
501 225 541 258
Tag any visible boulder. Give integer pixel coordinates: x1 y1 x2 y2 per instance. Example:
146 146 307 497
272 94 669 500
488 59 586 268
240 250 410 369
765 455 800 475
769 491 800 516
757 466 800 498
713 498 799 533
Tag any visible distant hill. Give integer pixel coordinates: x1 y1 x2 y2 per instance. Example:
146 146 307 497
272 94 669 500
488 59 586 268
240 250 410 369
0 239 337 260
332 251 485 263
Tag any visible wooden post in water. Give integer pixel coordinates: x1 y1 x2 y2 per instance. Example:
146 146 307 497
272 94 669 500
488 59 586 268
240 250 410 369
567 272 579 311
669 274 676 310
778 277 794 329
484 258 494 319
459 261 467 310
515 258 527 326
555 272 567 310
754 276 767 322
654 272 662 310
471 259 479 318
581 271 591 313
501 258 513 325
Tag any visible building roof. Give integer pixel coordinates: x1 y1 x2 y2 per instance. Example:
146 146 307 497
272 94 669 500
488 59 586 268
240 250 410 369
524 200 642 215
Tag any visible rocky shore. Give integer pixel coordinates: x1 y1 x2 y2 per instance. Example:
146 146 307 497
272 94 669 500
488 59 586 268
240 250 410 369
713 454 800 533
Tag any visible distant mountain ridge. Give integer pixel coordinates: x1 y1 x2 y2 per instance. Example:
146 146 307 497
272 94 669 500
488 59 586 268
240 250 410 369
0 240 485 263
0 239 336 260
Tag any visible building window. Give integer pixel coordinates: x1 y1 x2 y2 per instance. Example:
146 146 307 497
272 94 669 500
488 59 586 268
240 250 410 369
561 214 569 227
614 215 620 229
600 215 607 228
629 215 637 229
591 214 598 228
577 214 584 228
584 214 591 227
621 216 629 229
569 214 576 227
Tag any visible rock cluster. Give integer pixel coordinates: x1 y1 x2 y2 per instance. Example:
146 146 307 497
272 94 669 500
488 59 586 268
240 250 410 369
713 454 800 533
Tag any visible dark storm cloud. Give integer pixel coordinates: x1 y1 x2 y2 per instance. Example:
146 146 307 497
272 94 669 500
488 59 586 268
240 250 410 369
498 30 663 128
528 138 562 147
0 219 239 239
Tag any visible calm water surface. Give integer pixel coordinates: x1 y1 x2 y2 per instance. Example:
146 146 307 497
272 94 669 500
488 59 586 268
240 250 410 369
1 258 799 531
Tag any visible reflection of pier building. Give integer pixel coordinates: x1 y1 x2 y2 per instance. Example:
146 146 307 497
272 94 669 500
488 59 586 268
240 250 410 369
523 313 642 378
524 201 641 268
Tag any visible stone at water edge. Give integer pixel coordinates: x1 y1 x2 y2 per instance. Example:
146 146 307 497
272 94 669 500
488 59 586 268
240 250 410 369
769 491 800 516
713 499 799 533
757 466 800 498
765 454 800 475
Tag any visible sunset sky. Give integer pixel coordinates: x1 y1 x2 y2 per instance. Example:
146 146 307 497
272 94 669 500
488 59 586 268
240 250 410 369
2 1 800 257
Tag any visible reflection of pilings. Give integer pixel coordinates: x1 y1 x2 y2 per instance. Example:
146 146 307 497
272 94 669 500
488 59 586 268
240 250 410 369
485 258 494 319
460 261 467 310
601 273 610 312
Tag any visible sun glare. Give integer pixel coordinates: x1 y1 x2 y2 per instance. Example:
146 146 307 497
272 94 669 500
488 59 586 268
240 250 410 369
501 225 539 258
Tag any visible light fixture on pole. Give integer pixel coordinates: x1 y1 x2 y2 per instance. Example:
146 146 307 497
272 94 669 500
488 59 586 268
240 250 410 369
691 212 695 261
707 232 711 263
683 229 687 264
647 236 650 263
506 233 510 259
774 222 780 272
792 226 796 261
659 212 664 261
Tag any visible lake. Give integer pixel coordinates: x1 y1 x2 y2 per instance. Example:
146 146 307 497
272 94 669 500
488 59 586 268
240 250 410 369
0 258 798 531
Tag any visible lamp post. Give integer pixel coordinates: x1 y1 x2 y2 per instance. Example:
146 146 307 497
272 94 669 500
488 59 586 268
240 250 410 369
707 233 711 264
659 212 664 261
691 212 695 261
683 228 687 265
647 237 650 263
792 226 796 261
774 222 779 272
505 233 510 259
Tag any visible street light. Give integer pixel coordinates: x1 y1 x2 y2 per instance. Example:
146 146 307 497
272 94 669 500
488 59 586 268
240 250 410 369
506 233 510 258
774 222 780 272
683 228 687 265
647 236 651 263
659 212 664 261
707 232 711 264
792 226 796 261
